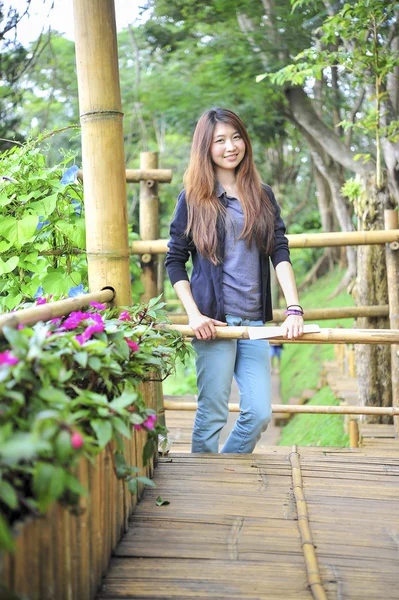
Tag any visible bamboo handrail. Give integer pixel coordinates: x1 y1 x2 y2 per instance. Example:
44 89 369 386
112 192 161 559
163 401 399 416
0 289 115 332
131 229 399 255
77 168 172 183
163 324 399 344
166 305 389 324
289 445 327 600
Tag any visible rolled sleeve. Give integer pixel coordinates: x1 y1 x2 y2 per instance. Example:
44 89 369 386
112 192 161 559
165 191 193 285
264 185 291 268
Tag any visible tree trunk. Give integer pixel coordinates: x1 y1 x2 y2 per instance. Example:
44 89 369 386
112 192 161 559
352 176 391 421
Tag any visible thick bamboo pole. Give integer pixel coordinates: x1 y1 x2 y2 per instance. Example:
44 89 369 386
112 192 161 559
163 400 399 416
139 152 159 303
131 229 399 254
385 209 399 437
166 305 389 324
289 446 327 600
164 324 399 344
0 290 114 333
73 0 131 306
78 168 172 183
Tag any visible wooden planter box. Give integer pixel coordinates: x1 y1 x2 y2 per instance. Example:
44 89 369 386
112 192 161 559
0 380 160 600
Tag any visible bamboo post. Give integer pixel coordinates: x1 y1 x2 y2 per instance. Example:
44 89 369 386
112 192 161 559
384 209 399 437
347 345 356 378
139 152 160 303
349 418 359 448
73 0 132 307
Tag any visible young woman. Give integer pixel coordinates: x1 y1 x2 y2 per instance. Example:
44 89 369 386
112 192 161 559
165 107 304 454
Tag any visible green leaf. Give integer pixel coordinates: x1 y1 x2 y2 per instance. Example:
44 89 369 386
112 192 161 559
111 417 131 438
142 438 156 466
90 419 112 448
88 356 102 372
28 193 58 217
33 463 66 511
109 390 137 411
156 496 170 507
0 256 19 275
127 478 137 494
74 352 88 368
54 430 72 463
0 513 15 552
136 476 156 488
65 472 88 496
0 479 18 510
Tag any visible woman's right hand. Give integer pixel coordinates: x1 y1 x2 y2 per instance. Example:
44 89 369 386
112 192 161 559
188 314 227 340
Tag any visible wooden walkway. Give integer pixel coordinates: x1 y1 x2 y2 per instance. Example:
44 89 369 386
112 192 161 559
97 445 399 599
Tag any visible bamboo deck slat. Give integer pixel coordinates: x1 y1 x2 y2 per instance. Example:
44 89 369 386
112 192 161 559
97 447 399 600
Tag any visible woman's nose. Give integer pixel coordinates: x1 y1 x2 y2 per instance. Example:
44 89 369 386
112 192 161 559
226 139 235 150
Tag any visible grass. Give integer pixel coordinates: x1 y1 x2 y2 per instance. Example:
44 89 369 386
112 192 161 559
278 386 349 447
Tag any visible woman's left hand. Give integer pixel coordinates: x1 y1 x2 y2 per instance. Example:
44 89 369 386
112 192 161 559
280 314 304 339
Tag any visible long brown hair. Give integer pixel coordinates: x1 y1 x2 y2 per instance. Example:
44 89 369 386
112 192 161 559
184 107 276 264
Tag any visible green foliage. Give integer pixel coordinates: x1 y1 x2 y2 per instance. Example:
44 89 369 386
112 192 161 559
0 141 85 309
0 297 190 551
278 387 350 447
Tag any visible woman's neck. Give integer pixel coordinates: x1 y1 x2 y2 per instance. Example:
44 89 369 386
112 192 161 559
216 169 237 188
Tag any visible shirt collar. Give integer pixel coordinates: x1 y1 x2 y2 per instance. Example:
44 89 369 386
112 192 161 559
216 182 226 198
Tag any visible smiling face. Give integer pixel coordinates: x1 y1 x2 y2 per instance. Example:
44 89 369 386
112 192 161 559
210 122 246 176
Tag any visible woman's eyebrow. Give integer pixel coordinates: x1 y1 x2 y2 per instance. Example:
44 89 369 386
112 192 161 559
213 131 240 140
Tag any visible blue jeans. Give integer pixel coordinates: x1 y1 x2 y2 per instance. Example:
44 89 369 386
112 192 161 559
191 315 271 453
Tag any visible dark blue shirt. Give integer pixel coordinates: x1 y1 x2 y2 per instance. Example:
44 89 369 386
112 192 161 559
165 184 291 323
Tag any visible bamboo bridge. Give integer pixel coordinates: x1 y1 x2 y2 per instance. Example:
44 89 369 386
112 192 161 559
2 1 399 599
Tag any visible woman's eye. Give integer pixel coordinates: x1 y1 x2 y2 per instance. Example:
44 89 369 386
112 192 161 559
233 135 241 140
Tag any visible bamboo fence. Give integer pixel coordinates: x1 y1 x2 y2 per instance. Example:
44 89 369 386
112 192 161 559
0 381 158 600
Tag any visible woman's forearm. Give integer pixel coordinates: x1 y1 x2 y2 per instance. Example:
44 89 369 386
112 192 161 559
173 280 202 320
275 261 301 307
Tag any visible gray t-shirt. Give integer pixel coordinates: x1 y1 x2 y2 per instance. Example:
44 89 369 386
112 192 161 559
222 191 262 320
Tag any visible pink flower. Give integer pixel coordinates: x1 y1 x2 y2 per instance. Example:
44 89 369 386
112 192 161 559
126 339 139 352
90 301 106 310
17 324 24 330
119 310 131 321
62 311 87 330
0 350 19 366
50 318 62 325
133 424 143 431
71 431 84 449
143 414 157 429
75 333 87 345
36 297 47 305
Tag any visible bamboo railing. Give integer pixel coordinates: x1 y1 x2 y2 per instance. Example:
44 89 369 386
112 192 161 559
163 324 399 344
0 289 115 333
166 305 389 324
131 229 399 255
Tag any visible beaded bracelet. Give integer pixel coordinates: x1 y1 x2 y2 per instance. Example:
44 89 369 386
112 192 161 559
284 309 304 316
